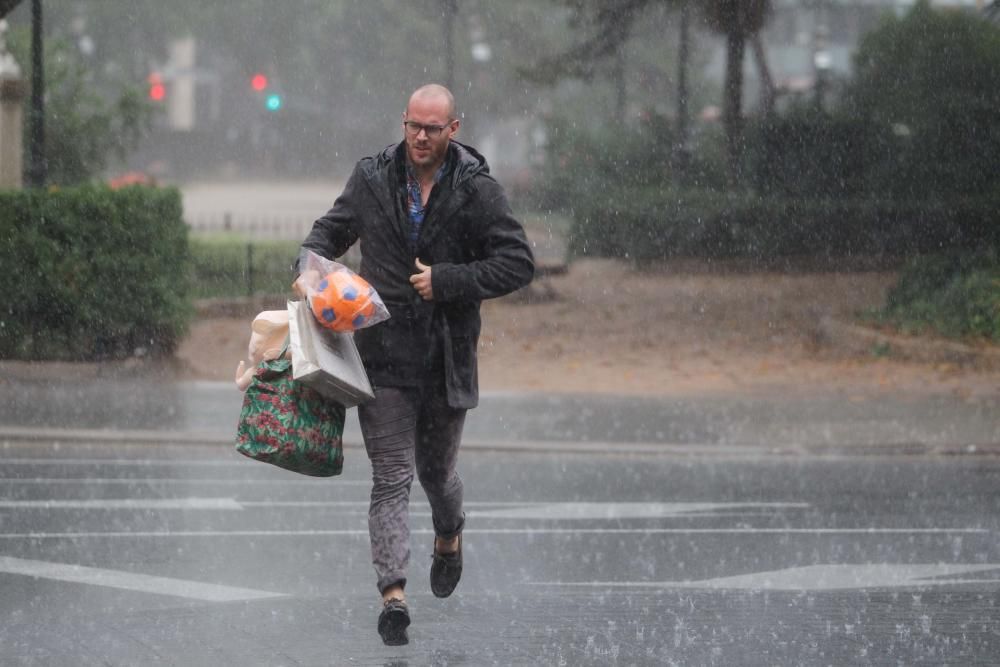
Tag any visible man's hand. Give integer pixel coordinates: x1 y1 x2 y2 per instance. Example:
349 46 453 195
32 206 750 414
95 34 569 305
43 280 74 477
410 258 434 301
291 269 320 299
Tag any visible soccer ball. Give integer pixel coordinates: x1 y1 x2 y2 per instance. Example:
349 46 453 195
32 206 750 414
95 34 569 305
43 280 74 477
309 271 377 332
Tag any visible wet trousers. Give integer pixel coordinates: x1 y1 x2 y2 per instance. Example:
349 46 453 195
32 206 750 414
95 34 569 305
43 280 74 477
358 384 467 595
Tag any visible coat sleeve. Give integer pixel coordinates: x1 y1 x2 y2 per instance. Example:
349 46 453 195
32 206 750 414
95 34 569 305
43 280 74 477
294 165 362 272
432 179 535 303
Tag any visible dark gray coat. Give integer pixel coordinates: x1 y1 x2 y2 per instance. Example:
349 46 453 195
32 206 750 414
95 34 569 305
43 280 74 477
298 141 535 409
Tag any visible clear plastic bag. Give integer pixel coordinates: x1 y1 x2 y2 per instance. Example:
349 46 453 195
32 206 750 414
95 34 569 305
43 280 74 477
295 249 390 332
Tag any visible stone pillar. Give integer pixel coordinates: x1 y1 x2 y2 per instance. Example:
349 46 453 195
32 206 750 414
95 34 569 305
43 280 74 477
0 20 25 190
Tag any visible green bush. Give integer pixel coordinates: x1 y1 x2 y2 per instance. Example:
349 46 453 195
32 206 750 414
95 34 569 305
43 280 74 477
0 185 191 361
876 249 1000 342
569 186 1000 262
189 236 300 299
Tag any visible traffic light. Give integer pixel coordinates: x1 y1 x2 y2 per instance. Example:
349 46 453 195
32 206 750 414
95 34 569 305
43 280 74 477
250 72 283 111
147 72 166 102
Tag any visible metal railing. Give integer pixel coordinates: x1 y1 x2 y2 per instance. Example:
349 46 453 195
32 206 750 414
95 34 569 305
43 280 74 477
186 213 313 241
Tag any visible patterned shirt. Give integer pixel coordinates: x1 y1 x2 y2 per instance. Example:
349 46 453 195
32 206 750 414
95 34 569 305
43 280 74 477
405 162 447 249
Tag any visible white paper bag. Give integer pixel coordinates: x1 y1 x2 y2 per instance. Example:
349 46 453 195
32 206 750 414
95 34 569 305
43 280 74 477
288 300 374 408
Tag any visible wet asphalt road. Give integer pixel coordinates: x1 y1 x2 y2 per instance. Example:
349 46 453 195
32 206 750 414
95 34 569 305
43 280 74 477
0 378 998 453
2 439 1000 665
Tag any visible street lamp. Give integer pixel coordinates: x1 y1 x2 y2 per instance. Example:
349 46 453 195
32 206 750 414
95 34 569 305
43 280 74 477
813 48 830 111
812 14 830 112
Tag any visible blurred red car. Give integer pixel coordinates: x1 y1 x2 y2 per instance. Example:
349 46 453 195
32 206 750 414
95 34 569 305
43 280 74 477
108 171 156 189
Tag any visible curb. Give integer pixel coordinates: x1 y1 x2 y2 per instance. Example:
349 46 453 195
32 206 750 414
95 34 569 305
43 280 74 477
817 316 1000 370
2 426 998 459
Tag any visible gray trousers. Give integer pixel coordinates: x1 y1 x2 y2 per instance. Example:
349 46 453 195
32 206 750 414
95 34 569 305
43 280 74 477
358 384 467 594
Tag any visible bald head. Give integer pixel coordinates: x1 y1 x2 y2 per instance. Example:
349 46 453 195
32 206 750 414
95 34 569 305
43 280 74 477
402 84 460 176
407 84 455 119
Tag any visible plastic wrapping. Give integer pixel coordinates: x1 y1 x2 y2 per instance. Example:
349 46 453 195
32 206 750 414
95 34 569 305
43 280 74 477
295 249 389 332
288 300 374 408
234 310 290 392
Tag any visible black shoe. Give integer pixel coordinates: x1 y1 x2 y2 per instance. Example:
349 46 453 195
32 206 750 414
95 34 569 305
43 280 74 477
377 598 410 646
430 533 462 598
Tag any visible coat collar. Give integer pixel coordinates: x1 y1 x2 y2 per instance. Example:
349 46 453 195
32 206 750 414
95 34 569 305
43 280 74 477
362 142 491 252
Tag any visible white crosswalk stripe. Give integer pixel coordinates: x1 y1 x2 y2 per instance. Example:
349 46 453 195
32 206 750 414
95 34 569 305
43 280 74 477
0 555 285 601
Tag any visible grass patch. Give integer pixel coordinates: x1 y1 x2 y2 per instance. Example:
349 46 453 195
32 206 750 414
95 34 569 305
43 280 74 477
189 235 299 299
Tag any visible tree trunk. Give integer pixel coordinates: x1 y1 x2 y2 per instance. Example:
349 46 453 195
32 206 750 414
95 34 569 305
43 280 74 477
613 42 626 121
723 30 745 186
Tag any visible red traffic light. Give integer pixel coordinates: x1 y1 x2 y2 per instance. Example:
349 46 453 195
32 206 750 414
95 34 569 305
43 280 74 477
251 73 268 92
147 73 166 101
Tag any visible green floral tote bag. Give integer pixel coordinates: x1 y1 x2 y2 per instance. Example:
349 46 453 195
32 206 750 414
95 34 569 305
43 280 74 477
235 352 345 477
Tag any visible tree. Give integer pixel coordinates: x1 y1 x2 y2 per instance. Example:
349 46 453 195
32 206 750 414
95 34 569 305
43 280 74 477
526 0 772 185
702 0 771 184
845 0 1000 197
8 31 153 185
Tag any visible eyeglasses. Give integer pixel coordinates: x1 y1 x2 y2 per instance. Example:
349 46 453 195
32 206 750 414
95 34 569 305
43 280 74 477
403 120 454 139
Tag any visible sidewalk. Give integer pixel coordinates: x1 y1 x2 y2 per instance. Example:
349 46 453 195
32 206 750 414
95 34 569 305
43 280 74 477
0 368 997 457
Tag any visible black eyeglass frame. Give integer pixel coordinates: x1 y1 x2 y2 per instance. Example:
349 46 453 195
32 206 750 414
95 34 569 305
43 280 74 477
403 119 456 139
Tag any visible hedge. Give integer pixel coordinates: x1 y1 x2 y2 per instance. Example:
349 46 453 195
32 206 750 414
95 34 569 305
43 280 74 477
569 187 1000 263
0 185 192 361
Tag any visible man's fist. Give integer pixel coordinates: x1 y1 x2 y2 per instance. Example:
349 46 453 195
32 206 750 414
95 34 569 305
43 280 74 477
410 258 433 301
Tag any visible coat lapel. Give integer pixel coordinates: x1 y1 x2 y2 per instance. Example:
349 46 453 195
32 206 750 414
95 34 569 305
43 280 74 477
418 181 470 252
363 150 412 253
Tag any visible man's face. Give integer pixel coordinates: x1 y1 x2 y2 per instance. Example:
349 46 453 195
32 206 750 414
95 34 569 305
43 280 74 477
402 95 457 172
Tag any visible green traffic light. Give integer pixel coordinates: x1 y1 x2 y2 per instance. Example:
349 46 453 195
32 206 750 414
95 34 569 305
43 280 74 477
266 94 282 111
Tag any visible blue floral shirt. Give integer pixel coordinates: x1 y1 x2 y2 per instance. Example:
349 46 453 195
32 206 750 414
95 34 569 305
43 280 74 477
405 162 447 249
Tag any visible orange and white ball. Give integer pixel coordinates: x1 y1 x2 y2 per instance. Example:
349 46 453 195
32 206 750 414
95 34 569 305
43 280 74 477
309 271 377 332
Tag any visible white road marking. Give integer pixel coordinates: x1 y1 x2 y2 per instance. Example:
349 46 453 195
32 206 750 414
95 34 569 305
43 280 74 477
0 527 987 539
472 502 809 520
238 500 560 507
0 499 807 516
0 478 371 486
0 498 668 511
0 498 244 510
240 500 371 507
0 555 285 601
0 529 375 539
539 563 1000 591
0 458 249 467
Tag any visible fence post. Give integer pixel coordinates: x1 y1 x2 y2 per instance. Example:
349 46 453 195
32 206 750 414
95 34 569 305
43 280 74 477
246 243 254 297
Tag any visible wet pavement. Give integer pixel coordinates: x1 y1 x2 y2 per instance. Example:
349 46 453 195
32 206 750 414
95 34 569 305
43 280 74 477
0 376 997 455
2 440 1000 665
1 374 999 664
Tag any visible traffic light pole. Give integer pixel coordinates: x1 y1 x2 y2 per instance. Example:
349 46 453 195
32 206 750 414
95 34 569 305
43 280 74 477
443 0 456 90
26 0 44 187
